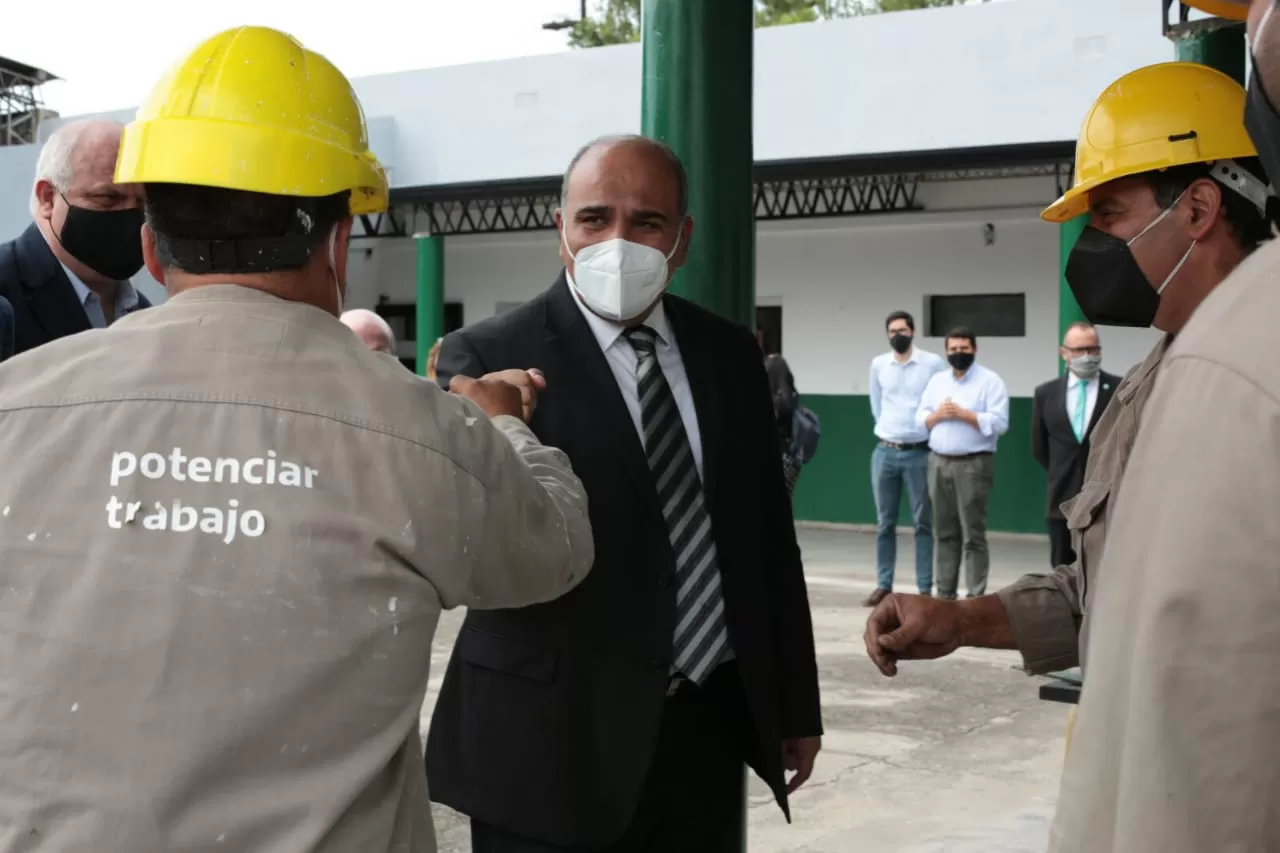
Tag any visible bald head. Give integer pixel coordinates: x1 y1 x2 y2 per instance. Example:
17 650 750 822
561 134 689 218
1061 321 1102 376
340 309 397 354
1061 321 1099 350
556 134 694 324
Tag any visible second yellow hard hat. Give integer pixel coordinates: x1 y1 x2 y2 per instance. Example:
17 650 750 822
1181 0 1249 21
115 26 388 216
1043 61 1259 223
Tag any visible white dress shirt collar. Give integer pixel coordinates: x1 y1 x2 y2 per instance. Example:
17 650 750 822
62 262 139 326
565 274 673 354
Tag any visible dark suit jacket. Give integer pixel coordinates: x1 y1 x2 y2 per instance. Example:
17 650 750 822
1031 370 1119 519
0 223 152 355
0 296 13 363
425 274 822 849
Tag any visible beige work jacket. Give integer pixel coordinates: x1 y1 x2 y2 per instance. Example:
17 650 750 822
0 285 593 852
996 336 1170 674
1050 239 1280 852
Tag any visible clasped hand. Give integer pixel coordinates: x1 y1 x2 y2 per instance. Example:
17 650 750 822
450 369 546 423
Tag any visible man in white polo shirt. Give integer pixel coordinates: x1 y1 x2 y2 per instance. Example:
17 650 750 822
916 326 1009 599
865 309 946 606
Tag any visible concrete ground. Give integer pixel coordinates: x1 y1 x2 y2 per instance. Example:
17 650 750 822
421 528 1067 853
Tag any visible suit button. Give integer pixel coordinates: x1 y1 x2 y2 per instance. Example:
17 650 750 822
648 658 665 671
658 571 673 587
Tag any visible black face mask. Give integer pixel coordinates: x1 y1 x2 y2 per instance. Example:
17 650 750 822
1064 225 1162 328
947 352 974 372
1246 56 1280 191
889 333 911 354
56 202 145 281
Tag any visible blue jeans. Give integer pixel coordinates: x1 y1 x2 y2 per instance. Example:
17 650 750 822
871 444 933 593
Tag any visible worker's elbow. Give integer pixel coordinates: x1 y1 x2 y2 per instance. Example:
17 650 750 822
522 489 598 605
559 522 596 595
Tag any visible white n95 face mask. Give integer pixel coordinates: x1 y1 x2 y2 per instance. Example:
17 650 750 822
564 229 682 323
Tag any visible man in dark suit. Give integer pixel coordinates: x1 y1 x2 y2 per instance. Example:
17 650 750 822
1031 321 1118 567
0 119 149 356
426 135 823 853
0 296 13 362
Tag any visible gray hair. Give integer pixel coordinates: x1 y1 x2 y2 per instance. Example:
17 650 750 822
339 309 397 353
559 134 689 218
29 119 125 218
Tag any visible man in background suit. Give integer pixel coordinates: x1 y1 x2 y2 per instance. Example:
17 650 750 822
427 134 823 853
1031 321 1118 567
0 120 149 356
0 297 13 362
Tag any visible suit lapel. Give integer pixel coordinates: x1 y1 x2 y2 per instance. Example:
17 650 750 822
664 297 721 501
16 224 89 341
543 274 665 523
1047 375 1076 443
1086 372 1117 437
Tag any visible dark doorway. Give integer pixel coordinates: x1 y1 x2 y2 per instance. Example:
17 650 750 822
756 305 782 356
376 301 465 372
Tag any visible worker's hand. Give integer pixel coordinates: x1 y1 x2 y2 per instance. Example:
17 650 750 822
449 369 546 423
937 400 960 420
864 594 964 677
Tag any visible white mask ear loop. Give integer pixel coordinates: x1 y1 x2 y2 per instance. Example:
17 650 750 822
328 226 344 313
664 221 684 261
1126 188 1195 295
1157 239 1196 295
560 221 685 265
1127 188 1188 248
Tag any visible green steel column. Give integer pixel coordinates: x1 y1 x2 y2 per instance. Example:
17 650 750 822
1058 216 1087 375
415 233 444 376
640 4 754 842
1175 24 1246 85
640 0 755 328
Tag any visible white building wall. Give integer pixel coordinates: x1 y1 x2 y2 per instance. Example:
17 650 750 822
1 0 1172 198
343 175 1161 395
756 215 1159 396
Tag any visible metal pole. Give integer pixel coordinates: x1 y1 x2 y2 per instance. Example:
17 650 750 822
640 0 756 327
414 233 445 376
1057 216 1087 376
1175 23 1246 84
640 3 755 848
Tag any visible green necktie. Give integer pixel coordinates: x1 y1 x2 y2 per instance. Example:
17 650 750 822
1073 379 1088 441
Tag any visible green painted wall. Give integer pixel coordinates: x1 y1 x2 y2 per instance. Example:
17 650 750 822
793 395 1047 535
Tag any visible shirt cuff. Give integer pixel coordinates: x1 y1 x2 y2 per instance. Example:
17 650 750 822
995 577 1082 675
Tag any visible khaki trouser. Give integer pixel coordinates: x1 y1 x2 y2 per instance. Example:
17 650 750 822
927 452 994 597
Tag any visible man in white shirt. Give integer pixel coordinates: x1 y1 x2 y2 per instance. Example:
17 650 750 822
916 327 1010 599
865 310 946 606
1030 322 1119 567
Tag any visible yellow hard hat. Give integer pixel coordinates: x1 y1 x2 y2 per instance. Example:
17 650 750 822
116 26 387 216
1181 0 1249 21
1042 62 1259 223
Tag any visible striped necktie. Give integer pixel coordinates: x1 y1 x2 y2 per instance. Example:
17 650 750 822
624 326 731 684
